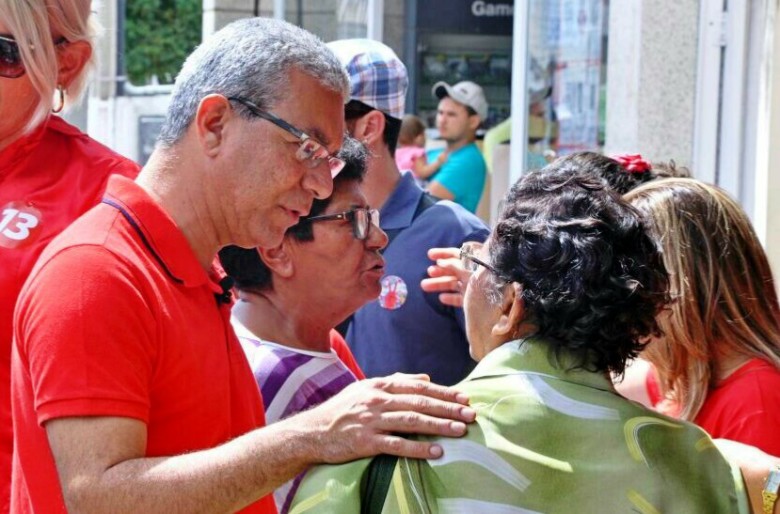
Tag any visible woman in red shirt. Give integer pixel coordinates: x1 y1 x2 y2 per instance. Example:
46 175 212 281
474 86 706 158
0 1 138 510
626 179 780 455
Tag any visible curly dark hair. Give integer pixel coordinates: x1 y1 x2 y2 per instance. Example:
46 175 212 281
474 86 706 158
583 153 690 196
490 152 670 375
218 136 368 293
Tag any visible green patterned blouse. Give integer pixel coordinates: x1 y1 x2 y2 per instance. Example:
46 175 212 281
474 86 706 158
291 338 750 514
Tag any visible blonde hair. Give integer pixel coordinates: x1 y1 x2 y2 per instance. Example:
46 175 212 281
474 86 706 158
0 0 97 132
625 178 780 421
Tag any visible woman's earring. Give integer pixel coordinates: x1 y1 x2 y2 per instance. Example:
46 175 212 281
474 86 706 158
52 85 65 113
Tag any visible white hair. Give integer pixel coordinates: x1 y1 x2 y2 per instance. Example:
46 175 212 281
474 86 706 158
158 17 350 146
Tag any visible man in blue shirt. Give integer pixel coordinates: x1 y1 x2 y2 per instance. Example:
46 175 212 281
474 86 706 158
426 81 489 213
328 39 489 386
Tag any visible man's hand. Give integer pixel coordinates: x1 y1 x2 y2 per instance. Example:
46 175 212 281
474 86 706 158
299 373 476 463
421 247 473 307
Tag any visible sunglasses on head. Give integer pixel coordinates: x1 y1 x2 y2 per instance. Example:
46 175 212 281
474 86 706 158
0 35 68 79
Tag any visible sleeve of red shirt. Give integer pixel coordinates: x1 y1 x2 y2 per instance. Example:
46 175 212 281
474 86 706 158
329 329 364 380
15 245 157 426
718 410 780 456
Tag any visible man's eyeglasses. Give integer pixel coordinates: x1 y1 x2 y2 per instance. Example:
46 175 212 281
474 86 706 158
460 241 501 275
227 96 345 178
304 207 380 241
0 35 67 79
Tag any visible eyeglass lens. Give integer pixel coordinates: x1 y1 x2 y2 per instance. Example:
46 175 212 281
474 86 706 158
352 208 380 240
0 37 24 79
460 242 483 272
295 139 345 178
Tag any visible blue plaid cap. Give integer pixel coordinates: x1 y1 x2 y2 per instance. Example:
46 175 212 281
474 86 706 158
327 39 408 120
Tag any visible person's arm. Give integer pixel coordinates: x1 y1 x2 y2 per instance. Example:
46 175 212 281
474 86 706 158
48 374 475 513
714 438 780 514
427 181 455 202
413 152 447 179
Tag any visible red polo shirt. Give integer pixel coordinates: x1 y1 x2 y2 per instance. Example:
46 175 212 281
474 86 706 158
12 175 275 513
0 116 139 512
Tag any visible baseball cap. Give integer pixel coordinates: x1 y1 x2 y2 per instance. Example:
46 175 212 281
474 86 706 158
432 81 489 122
326 38 408 120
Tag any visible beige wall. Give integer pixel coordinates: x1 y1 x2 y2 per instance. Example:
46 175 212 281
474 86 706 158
754 0 780 281
604 0 700 165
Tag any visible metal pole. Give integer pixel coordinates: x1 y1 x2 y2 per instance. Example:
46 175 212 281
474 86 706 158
273 0 285 20
509 0 530 183
367 0 384 40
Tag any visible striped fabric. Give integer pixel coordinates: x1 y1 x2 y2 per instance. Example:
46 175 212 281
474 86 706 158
231 317 358 513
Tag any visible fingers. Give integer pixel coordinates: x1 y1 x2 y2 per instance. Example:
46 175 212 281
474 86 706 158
374 435 445 459
427 247 460 261
370 376 472 408
438 292 464 308
373 393 475 427
420 275 459 293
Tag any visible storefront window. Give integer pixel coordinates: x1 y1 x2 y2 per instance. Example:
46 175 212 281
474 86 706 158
525 0 608 168
337 0 369 38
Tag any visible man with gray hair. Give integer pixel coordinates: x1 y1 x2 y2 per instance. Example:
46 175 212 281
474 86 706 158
11 18 474 513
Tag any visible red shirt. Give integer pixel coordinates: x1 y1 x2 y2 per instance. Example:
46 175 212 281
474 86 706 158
330 330 365 379
0 116 139 512
695 358 780 455
12 176 275 513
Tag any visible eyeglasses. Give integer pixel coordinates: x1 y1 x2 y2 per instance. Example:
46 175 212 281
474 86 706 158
227 96 345 178
460 241 501 275
0 35 67 79
304 207 380 240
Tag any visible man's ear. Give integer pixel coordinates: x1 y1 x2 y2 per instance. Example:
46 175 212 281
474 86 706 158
57 40 91 90
195 94 232 157
492 282 525 337
468 114 481 133
351 110 386 147
257 242 294 279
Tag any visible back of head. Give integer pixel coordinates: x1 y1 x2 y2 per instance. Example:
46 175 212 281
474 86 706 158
603 154 690 195
1 0 96 131
158 17 349 146
625 178 780 419
327 38 407 154
399 114 426 146
490 152 669 375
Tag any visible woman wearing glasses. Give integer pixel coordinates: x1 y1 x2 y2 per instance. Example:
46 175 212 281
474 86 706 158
0 0 138 508
290 153 749 513
218 138 387 514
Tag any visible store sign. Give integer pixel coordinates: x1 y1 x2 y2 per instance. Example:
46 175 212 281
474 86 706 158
417 0 514 35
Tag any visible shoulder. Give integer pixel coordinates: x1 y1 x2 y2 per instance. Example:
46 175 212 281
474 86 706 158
452 144 486 164
47 117 140 179
414 200 489 243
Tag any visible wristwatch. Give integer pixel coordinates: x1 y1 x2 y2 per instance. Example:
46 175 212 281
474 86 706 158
763 465 780 514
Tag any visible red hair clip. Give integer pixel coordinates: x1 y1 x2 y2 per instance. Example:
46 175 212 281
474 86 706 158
612 154 651 174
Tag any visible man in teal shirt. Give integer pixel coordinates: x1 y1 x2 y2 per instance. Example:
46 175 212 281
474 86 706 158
426 81 488 213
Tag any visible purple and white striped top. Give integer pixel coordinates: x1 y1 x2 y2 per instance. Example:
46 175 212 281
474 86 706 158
231 316 358 513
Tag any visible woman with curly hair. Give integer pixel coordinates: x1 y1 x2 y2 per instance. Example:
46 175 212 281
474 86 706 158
625 179 780 455
290 153 749 514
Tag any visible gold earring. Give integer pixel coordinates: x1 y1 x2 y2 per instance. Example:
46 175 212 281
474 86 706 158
52 85 65 113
